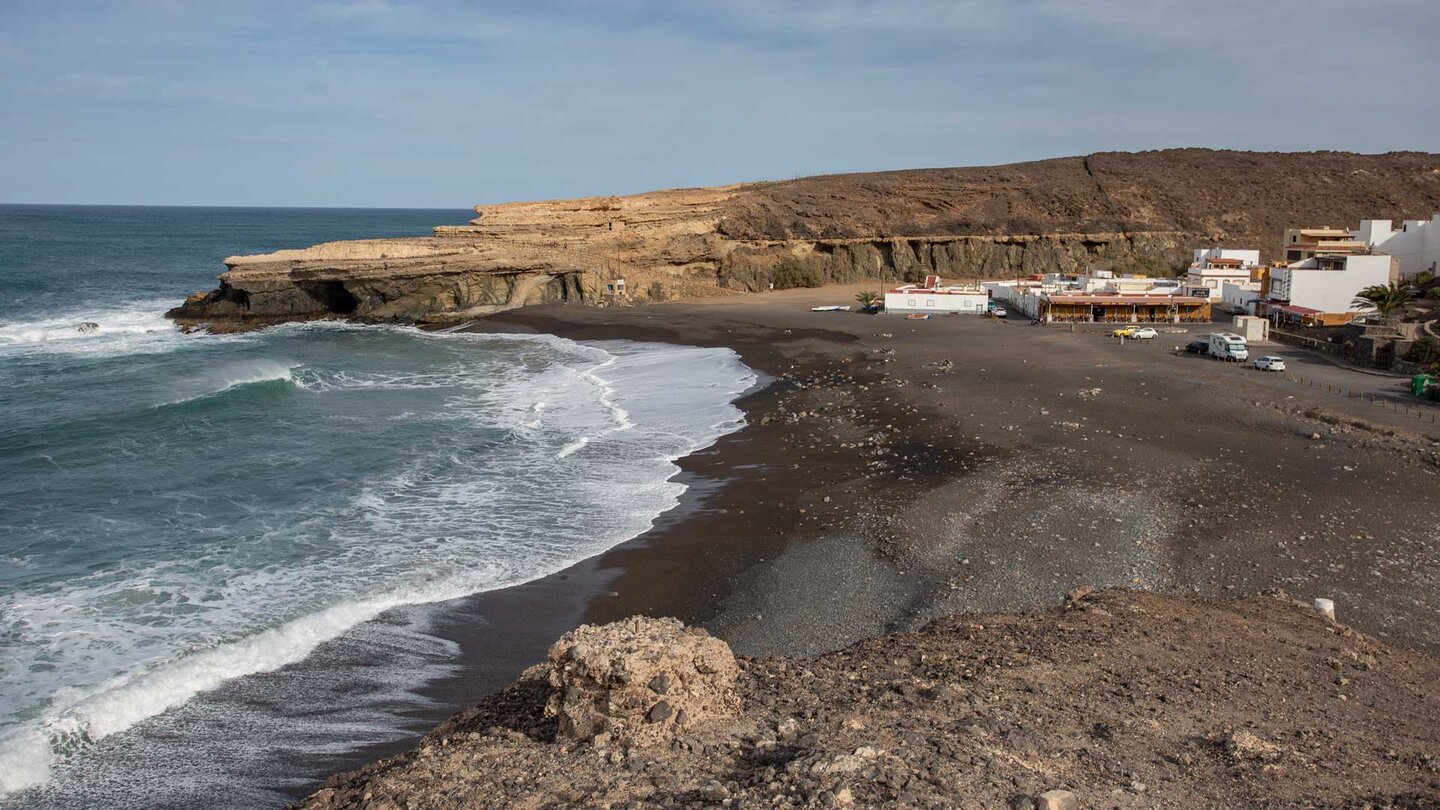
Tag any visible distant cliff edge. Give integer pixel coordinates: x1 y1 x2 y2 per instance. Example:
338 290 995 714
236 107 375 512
167 149 1440 329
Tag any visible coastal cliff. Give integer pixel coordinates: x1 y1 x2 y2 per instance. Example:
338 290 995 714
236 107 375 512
167 149 1440 328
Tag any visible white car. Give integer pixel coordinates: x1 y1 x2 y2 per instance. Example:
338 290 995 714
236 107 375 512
1253 356 1286 372
1128 327 1158 340
992 307 1008 318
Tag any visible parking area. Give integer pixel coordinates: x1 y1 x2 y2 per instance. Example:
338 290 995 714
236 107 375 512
1045 320 1440 431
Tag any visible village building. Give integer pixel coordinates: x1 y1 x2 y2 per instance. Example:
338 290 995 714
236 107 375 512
1258 253 1397 326
1353 214 1440 280
1282 227 1368 263
982 274 1210 323
1221 280 1262 314
883 280 988 314
1186 248 1261 301
1035 293 1210 323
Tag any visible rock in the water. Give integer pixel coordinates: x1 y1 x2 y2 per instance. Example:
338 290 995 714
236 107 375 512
545 616 738 745
74 322 99 334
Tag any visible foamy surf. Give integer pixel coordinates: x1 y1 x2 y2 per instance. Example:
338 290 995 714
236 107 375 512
0 326 756 803
0 299 195 358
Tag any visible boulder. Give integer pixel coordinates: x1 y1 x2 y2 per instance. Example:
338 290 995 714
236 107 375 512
1037 789 1079 810
545 617 739 746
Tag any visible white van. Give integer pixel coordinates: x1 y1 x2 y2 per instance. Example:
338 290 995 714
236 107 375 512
1207 332 1249 362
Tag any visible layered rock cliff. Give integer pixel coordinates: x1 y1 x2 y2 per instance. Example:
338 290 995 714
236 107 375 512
168 149 1440 328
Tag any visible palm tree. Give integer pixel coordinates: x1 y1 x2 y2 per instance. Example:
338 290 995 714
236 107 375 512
855 291 882 311
1351 282 1416 320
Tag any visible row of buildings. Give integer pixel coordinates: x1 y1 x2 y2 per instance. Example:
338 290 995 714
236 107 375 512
882 215 1437 325
1189 215 1439 326
977 272 1211 324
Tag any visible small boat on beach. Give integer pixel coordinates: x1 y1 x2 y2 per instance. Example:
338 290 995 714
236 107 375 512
905 313 931 320
810 305 850 312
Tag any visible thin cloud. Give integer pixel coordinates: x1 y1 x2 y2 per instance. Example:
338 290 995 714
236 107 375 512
0 0 1435 206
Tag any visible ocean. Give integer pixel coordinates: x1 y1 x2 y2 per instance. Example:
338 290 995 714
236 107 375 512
0 205 756 806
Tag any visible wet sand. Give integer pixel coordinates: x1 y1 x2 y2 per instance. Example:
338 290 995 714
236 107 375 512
289 284 1440 800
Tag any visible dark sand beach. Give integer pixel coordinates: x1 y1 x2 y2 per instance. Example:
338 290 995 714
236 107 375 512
297 283 1440 800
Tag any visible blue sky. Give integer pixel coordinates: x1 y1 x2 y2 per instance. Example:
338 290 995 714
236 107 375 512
2 0 1437 207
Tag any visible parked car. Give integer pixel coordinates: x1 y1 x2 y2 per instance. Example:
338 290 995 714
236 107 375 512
1184 340 1209 355
992 307 1008 318
1112 326 1157 339
1253 356 1287 372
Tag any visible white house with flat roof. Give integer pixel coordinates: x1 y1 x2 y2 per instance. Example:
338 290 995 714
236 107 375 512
1186 248 1260 301
1264 253 1396 322
884 283 988 314
1354 215 1440 280
1221 281 1261 314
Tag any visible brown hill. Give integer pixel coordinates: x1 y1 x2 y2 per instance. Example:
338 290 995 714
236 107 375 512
718 149 1440 246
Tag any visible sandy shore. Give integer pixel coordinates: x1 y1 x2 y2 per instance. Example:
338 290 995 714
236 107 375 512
472 285 1440 648
288 284 1440 800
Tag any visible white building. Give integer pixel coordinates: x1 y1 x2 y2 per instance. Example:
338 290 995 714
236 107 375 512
980 275 1209 323
1354 215 1440 280
1266 253 1396 318
1193 247 1261 267
1186 248 1261 301
884 284 988 314
1221 281 1262 314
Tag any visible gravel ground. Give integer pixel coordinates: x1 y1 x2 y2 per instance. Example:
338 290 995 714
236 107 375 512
298 590 1440 809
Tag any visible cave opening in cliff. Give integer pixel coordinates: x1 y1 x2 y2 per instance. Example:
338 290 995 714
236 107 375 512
299 281 358 315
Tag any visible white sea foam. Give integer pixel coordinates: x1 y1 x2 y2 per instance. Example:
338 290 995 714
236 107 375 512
0 331 756 799
556 436 590 458
0 300 200 358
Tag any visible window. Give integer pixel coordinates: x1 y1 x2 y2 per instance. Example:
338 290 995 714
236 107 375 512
907 299 916 306
926 299 934 307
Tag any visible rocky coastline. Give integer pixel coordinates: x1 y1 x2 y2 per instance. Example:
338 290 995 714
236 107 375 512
167 149 1440 330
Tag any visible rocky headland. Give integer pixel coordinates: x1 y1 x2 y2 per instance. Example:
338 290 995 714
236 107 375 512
167 149 1440 329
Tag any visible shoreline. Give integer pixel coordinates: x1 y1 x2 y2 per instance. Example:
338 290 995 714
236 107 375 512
275 285 1440 802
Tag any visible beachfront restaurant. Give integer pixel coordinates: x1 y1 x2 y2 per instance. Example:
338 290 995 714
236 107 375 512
1038 293 1211 323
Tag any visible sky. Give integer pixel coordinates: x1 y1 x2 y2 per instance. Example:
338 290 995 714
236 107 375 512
1 0 1437 208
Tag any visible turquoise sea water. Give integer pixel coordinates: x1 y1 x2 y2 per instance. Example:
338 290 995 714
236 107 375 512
0 206 754 805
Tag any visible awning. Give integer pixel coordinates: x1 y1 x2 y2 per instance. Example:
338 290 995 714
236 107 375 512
1044 296 1209 305
1267 303 1322 316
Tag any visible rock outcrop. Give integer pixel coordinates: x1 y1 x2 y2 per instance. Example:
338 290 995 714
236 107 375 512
169 149 1440 329
544 617 739 746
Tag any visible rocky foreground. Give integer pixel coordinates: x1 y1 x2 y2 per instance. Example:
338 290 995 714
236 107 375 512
169 150 1440 328
298 590 1439 809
